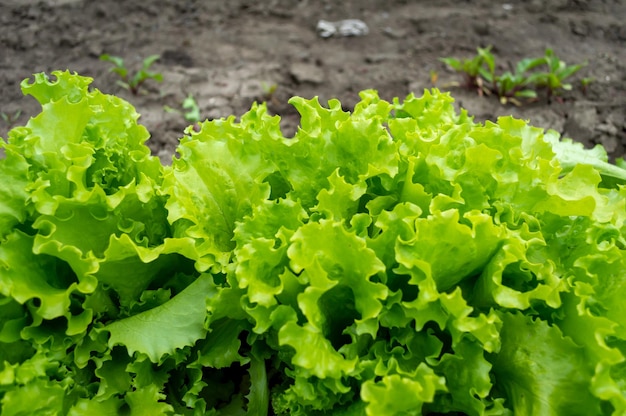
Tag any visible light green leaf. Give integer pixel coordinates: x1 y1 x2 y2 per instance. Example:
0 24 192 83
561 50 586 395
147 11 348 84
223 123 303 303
433 339 502 415
361 364 447 416
0 146 29 236
1 379 66 416
279 321 357 379
68 396 124 416
288 219 387 330
492 312 603 416
163 104 280 270
125 384 174 416
105 274 215 362
193 319 250 369
395 209 505 292
0 230 93 334
246 355 269 416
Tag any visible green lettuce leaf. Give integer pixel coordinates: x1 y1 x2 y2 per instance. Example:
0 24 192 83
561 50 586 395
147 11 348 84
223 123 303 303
0 145 29 237
105 273 215 362
162 104 280 271
492 312 603 416
361 364 447 415
1 378 66 416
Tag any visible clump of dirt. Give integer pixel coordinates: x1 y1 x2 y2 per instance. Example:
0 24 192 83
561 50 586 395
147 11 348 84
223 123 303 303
1 0 625 163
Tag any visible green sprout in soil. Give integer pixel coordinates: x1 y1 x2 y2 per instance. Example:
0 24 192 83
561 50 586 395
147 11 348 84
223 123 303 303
100 53 163 95
261 82 278 99
164 94 202 131
164 93 201 123
261 81 280 106
441 47 588 105
0 109 22 129
180 94 201 123
440 45 494 94
580 77 594 95
429 69 439 86
528 48 587 102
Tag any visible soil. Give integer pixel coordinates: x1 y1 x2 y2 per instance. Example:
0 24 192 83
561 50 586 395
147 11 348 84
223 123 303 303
1 0 625 165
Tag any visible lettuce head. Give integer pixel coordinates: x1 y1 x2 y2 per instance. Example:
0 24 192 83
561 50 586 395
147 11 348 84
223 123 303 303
1 71 625 415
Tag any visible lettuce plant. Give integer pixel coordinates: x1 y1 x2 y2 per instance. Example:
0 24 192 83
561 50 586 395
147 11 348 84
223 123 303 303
1 71 626 415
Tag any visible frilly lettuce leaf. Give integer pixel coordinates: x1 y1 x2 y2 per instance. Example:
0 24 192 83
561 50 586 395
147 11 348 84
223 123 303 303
492 312 603 416
361 364 447 415
0 378 66 416
546 132 626 182
288 219 388 327
162 104 280 271
430 339 510 416
394 208 505 292
104 273 215 362
0 230 93 335
283 93 398 210
0 145 29 237
67 396 124 416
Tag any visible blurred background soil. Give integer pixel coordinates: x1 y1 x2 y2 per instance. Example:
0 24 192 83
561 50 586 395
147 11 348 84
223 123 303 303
1 0 625 164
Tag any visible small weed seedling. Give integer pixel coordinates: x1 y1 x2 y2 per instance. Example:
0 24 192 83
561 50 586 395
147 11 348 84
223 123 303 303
1 109 22 129
261 82 280 105
164 94 202 130
100 54 163 95
528 48 586 102
580 77 594 95
441 47 588 105
180 94 201 123
440 46 494 95
164 94 201 123
429 69 439 86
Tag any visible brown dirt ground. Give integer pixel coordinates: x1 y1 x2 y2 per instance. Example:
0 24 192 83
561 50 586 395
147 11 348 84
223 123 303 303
1 0 625 164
